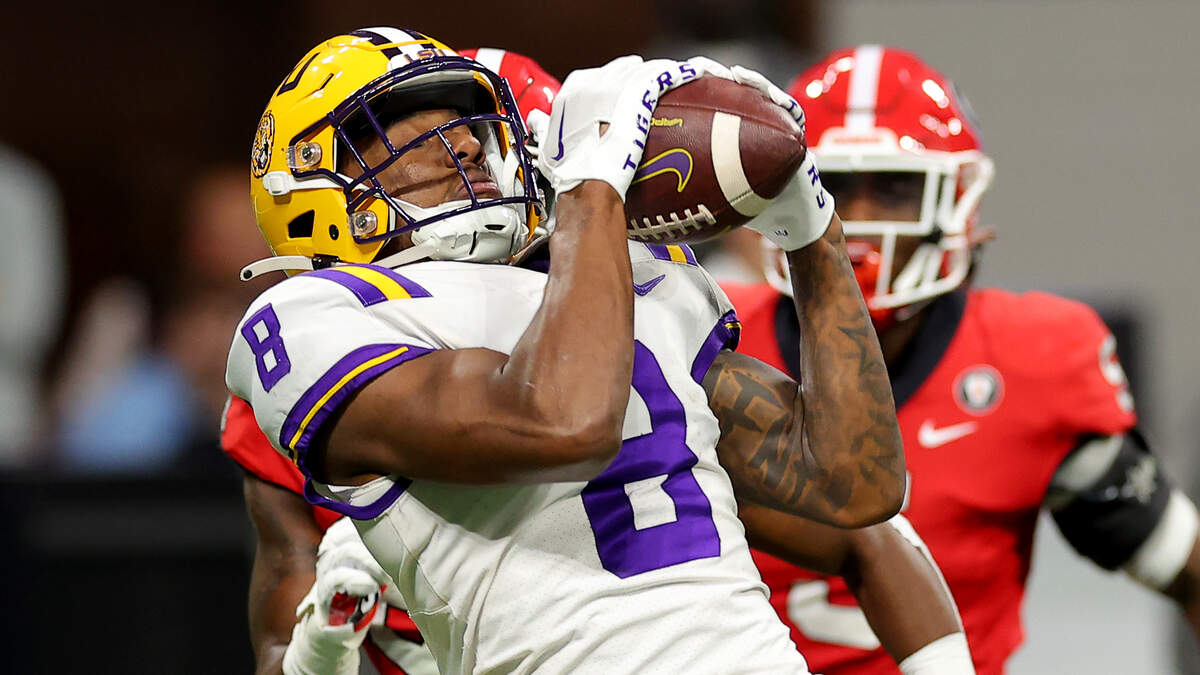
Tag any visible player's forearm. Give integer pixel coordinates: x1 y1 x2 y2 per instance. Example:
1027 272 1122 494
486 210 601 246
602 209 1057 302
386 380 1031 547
500 181 633 471
784 214 904 526
841 522 964 664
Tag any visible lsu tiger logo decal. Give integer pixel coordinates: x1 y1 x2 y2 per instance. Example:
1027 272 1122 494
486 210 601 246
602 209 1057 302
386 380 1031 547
251 111 275 178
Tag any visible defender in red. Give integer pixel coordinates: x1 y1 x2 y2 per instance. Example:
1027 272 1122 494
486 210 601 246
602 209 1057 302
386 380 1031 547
729 45 1200 674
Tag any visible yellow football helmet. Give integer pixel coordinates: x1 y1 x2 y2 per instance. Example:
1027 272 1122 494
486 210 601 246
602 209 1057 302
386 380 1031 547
244 27 542 279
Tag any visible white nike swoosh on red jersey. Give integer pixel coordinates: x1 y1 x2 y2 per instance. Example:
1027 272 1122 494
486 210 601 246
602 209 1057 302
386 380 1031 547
917 419 979 448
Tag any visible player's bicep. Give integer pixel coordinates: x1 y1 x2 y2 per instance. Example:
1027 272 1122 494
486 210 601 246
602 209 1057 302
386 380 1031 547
323 345 614 485
702 350 808 511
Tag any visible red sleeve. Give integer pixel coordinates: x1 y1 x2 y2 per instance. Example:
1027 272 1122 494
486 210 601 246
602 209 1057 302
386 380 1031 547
1012 292 1138 437
221 395 342 531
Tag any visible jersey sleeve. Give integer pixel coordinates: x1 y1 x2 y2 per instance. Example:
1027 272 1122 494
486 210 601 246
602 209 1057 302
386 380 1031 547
225 267 439 478
1030 292 1138 436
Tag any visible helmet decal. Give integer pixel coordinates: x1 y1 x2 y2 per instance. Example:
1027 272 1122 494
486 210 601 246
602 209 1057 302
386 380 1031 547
251 112 274 179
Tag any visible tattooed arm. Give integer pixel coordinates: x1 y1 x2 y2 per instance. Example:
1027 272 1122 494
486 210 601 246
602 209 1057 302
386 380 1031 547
704 215 904 527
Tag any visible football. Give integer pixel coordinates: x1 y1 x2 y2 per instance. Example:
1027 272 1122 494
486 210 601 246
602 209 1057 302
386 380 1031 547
624 76 807 244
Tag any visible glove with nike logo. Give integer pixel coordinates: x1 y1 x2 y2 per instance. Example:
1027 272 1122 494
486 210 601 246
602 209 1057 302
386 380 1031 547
537 56 699 200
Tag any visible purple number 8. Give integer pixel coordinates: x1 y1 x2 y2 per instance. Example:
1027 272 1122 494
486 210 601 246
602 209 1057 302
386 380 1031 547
581 341 720 578
240 304 292 392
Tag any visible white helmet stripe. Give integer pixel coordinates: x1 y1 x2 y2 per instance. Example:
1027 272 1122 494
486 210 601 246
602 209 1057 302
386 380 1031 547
363 26 424 45
472 48 507 74
845 45 884 132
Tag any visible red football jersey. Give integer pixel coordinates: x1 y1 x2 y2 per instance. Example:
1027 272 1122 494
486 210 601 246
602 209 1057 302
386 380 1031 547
722 283 1137 675
221 395 425 674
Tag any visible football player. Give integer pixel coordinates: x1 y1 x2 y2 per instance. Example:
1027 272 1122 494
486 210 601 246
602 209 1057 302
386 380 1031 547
729 44 1200 674
226 28 952 673
224 46 560 675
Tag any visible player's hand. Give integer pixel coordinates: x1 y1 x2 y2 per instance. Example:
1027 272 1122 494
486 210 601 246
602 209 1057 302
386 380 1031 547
746 153 835 251
283 518 391 675
684 58 806 133
537 56 699 200
682 58 830 249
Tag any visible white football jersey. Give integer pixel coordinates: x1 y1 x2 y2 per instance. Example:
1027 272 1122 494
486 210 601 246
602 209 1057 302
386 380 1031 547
227 242 809 675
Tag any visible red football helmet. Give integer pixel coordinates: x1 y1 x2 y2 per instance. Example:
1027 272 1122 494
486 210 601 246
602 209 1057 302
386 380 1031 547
459 48 561 144
766 46 994 329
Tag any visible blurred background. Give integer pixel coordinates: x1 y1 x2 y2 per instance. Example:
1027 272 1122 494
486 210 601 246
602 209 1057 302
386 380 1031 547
1 0 1197 672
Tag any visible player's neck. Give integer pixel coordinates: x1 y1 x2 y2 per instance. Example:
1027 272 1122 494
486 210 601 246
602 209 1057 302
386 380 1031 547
878 307 931 371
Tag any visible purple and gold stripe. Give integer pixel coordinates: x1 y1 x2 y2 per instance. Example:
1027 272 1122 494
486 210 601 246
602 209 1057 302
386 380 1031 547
690 311 742 383
304 264 431 307
645 243 699 266
280 342 434 470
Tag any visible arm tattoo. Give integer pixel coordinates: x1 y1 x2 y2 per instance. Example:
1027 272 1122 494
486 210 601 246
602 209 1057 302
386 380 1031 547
706 224 904 526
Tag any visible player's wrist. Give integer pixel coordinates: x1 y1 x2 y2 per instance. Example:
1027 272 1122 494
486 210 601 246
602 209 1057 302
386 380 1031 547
747 152 835 251
897 632 975 675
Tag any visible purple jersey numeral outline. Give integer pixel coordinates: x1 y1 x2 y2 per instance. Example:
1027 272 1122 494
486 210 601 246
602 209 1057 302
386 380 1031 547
241 304 292 392
581 341 720 578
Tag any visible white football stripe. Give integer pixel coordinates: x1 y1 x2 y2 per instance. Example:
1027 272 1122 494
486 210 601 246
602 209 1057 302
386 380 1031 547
846 45 884 132
471 47 506 73
711 112 772 217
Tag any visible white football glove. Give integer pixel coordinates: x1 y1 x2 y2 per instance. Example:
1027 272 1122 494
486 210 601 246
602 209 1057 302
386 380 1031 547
283 518 391 675
537 55 703 200
687 58 833 250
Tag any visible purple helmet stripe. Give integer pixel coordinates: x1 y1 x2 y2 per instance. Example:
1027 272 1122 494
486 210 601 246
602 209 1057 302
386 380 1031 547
689 311 741 383
349 29 403 59
280 342 435 474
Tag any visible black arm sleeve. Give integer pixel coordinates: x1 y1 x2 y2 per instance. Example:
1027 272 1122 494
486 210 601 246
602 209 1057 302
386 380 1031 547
1049 429 1172 570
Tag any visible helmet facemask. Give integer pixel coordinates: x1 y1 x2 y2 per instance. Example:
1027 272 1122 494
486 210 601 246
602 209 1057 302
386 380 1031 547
764 143 993 331
292 57 542 268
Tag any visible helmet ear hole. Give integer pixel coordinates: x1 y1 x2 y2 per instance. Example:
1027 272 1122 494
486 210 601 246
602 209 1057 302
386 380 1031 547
287 210 315 239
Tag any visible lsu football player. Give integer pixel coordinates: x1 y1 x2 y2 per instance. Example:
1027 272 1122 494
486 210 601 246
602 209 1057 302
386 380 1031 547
225 46 558 675
727 45 1200 674
225 28 959 673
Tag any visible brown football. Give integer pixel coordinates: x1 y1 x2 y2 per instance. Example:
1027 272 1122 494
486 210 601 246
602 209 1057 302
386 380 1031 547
624 75 807 245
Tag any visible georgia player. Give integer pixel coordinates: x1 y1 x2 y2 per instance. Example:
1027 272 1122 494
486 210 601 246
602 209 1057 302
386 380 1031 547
223 46 562 675
727 45 1200 674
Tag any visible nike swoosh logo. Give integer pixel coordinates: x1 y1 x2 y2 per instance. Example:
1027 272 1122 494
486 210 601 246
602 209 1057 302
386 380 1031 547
917 419 978 449
550 103 566 161
633 274 666 296
631 148 694 193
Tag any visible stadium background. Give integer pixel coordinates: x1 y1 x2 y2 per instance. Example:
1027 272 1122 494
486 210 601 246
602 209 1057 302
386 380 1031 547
1 1 1197 672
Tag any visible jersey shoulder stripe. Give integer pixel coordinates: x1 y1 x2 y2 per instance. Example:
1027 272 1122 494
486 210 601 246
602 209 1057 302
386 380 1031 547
690 310 741 383
280 342 435 464
643 243 699 266
304 264 432 306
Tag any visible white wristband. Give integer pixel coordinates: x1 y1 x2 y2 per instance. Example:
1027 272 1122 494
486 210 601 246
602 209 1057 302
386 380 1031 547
747 152 835 251
898 632 975 675
1124 489 1200 590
